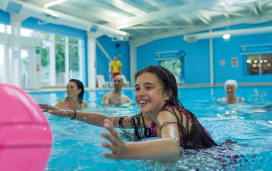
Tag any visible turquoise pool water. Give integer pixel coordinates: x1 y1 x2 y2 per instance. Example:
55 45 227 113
29 86 272 170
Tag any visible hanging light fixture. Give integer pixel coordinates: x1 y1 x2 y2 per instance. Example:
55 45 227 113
223 33 230 39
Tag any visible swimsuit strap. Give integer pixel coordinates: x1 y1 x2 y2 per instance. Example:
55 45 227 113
65 100 70 109
150 120 157 137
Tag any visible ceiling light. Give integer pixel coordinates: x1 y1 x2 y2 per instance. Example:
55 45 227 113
44 0 67 8
223 33 230 39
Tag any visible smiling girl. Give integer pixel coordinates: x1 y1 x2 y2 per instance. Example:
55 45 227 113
40 65 217 161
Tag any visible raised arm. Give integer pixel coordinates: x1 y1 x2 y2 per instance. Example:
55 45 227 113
101 110 181 161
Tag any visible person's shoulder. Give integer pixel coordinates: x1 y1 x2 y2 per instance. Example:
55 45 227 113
57 99 66 104
55 99 66 108
103 91 112 96
102 91 113 100
157 108 177 119
121 94 132 101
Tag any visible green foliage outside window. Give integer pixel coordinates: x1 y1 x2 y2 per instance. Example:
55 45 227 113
161 59 183 77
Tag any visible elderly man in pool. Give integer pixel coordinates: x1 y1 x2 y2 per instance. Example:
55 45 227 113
102 75 132 105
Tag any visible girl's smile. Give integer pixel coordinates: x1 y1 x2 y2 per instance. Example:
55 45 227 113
135 72 169 115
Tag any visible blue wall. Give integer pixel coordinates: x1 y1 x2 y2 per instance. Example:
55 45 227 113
137 36 211 84
137 22 272 85
96 36 130 83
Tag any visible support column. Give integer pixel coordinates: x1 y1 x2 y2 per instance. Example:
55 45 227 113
10 14 22 87
65 37 69 83
33 45 41 89
209 30 214 86
87 32 97 89
50 34 56 86
130 39 137 86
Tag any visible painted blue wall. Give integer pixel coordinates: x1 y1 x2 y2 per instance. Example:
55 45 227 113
137 36 211 84
213 22 272 84
96 36 130 82
137 22 272 85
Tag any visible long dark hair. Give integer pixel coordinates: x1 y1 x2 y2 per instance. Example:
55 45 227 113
66 79 84 105
119 65 217 148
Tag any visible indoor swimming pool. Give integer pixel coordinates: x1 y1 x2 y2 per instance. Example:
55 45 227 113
29 86 272 170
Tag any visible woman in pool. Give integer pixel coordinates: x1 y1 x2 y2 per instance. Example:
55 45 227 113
55 79 88 109
40 65 217 161
217 79 245 104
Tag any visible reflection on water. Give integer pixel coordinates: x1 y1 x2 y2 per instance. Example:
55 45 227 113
29 86 272 170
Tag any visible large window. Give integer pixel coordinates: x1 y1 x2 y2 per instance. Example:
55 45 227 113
0 22 83 87
40 33 82 86
40 33 51 86
55 35 66 85
246 54 272 75
69 38 80 79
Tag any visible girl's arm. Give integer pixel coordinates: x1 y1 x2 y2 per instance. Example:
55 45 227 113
40 103 118 127
39 104 141 128
101 110 181 161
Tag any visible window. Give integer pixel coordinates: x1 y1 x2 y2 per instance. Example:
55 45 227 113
0 23 83 87
40 32 51 86
246 54 272 75
69 38 79 78
160 59 183 78
55 35 66 85
40 33 82 86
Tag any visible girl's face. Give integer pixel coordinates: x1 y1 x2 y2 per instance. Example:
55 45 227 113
134 72 169 115
225 85 236 96
66 81 81 97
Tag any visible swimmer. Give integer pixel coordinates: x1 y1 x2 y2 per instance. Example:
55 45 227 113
217 79 245 104
40 65 217 161
102 75 132 105
55 79 88 109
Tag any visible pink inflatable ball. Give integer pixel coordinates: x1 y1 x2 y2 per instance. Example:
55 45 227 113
0 83 53 171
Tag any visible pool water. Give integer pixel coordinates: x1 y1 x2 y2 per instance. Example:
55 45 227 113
29 86 272 170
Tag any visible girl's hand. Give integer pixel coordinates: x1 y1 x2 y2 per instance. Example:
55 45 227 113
39 103 71 118
100 119 128 161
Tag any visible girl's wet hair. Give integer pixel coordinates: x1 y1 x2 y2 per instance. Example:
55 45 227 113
66 79 84 105
134 65 180 107
119 65 217 148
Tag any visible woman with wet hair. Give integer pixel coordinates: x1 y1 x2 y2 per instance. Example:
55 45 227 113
55 79 88 109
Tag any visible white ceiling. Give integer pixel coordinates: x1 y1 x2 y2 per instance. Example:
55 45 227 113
2 0 272 45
